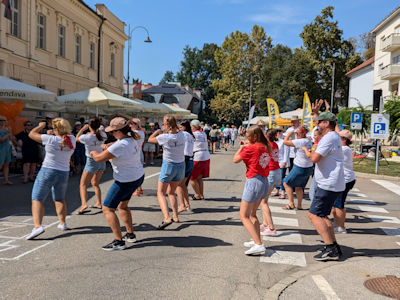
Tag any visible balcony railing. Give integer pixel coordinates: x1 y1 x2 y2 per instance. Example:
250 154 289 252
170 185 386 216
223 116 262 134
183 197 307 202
381 64 400 80
381 33 400 52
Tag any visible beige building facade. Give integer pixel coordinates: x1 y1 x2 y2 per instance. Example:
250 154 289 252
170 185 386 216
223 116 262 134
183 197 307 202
0 0 127 97
372 6 400 100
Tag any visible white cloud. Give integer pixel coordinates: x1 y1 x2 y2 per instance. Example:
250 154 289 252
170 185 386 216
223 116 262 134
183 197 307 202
247 4 306 25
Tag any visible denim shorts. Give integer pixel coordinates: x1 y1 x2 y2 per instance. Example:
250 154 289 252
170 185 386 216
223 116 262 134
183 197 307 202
268 169 281 188
242 175 270 203
84 157 106 174
184 158 194 179
159 161 185 183
32 167 69 202
334 180 356 209
309 186 342 217
284 165 313 188
103 175 145 209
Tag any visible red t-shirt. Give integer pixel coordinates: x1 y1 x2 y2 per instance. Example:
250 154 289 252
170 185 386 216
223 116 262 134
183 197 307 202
240 143 271 179
268 141 280 171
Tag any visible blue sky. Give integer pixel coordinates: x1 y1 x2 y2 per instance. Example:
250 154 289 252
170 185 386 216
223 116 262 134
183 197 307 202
85 0 399 85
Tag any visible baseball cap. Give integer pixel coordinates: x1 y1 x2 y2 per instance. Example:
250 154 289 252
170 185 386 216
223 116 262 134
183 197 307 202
105 117 128 132
190 120 201 127
74 121 81 126
274 126 284 131
316 112 336 122
46 113 54 119
339 129 353 140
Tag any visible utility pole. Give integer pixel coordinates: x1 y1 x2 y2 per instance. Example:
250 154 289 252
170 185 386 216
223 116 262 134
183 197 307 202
330 62 335 112
249 74 253 111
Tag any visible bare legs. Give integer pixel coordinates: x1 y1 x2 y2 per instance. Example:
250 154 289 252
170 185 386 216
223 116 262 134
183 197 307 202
1 162 12 184
23 162 36 182
240 200 262 245
157 180 180 223
78 170 103 213
331 207 346 228
283 182 303 209
308 212 336 244
190 176 204 199
175 177 190 212
260 188 275 230
31 199 67 228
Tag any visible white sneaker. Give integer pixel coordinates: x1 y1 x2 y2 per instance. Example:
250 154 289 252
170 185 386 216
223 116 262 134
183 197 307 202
334 226 347 234
26 226 45 240
245 244 266 255
57 223 68 230
243 240 255 248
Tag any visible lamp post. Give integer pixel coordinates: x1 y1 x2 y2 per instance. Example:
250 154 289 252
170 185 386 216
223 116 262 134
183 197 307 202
125 25 152 99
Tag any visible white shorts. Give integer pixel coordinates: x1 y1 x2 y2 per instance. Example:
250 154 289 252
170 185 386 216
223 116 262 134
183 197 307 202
143 143 156 152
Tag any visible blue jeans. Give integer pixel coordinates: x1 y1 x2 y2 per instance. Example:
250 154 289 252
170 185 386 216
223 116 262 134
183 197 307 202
104 175 145 209
32 167 69 202
278 168 287 191
159 161 185 183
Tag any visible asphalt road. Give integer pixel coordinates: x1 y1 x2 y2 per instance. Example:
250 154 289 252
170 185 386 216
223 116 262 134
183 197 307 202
0 148 399 300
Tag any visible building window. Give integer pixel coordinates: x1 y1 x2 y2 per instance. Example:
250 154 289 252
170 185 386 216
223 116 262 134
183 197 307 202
89 42 95 69
58 25 65 57
37 14 46 49
110 53 115 77
10 0 20 37
57 89 65 96
393 55 400 65
75 35 81 64
378 63 383 76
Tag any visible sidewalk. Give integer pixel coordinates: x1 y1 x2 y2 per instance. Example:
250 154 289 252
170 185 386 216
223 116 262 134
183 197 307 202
268 256 400 299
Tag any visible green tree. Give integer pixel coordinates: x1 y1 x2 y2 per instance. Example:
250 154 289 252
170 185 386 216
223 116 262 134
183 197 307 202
210 25 272 123
384 94 400 137
159 70 175 84
300 6 363 107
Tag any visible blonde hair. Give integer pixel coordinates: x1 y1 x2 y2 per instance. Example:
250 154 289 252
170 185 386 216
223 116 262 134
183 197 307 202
164 115 178 130
246 125 272 154
52 118 72 149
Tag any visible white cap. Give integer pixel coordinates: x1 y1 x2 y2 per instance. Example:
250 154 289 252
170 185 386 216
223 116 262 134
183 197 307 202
46 113 54 119
74 121 81 125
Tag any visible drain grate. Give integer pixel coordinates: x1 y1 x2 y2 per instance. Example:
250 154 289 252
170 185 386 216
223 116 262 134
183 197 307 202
364 275 400 299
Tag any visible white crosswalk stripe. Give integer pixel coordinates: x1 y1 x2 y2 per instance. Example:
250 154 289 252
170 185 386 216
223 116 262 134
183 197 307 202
260 249 307 267
268 198 289 205
371 180 400 196
269 205 296 215
367 215 400 224
357 206 388 213
380 227 400 236
272 216 299 227
347 199 376 205
263 231 302 244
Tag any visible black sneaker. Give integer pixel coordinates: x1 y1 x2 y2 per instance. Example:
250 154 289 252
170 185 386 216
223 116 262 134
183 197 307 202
122 233 137 243
335 243 343 256
102 239 126 251
314 245 340 261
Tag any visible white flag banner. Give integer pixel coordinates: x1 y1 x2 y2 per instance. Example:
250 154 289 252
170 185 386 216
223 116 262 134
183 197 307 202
246 104 256 130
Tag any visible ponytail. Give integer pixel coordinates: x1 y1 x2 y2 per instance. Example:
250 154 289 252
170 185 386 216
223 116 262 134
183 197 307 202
120 123 140 140
247 125 272 154
89 118 103 141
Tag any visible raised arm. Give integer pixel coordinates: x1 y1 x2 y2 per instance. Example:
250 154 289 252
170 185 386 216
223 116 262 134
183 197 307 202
28 122 46 144
283 130 295 147
76 124 90 143
148 129 163 144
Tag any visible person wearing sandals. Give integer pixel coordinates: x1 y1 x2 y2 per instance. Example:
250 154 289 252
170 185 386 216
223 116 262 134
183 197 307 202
148 116 185 229
282 126 313 210
26 119 76 240
130 118 145 197
233 126 271 255
0 116 16 185
259 129 281 236
75 118 107 214
270 127 290 199
176 120 195 213
331 130 356 234
190 120 211 200
91 117 144 251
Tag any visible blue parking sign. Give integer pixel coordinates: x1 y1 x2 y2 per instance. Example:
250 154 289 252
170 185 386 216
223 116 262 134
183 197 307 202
373 123 386 134
351 112 362 130
370 114 390 139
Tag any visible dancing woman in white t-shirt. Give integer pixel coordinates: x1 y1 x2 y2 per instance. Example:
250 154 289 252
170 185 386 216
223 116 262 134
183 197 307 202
130 118 145 197
148 116 185 229
91 117 144 251
26 118 76 240
75 118 107 214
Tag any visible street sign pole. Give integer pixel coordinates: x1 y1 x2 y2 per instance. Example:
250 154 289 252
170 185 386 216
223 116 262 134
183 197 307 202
375 96 384 174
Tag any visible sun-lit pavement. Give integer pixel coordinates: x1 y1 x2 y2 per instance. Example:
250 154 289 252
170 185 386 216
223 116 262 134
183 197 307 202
0 147 399 299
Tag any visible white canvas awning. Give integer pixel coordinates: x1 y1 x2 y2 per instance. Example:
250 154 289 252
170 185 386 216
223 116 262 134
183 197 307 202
0 76 56 102
161 103 191 116
242 109 304 124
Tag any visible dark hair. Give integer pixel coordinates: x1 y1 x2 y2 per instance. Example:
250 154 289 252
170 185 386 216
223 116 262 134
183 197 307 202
119 123 140 140
179 120 194 137
343 137 352 146
89 118 103 141
247 125 272 154
328 121 336 130
267 129 278 142
24 120 32 126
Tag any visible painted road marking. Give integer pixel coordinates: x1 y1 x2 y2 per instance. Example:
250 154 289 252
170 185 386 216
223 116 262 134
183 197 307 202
0 241 53 261
367 215 400 224
260 249 306 267
352 188 360 192
269 205 296 215
357 206 388 213
397 242 400 247
380 227 400 237
312 275 340 300
262 231 302 244
347 192 366 198
268 199 289 205
144 172 161 180
272 216 299 227
371 180 400 197
347 199 376 205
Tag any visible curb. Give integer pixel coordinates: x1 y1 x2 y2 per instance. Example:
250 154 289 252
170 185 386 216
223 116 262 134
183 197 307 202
265 255 399 299
354 171 400 182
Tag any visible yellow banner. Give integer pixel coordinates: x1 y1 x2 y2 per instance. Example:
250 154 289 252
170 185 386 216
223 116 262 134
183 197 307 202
301 92 313 130
266 98 280 128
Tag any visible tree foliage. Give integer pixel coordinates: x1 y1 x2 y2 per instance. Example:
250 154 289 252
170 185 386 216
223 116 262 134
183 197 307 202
384 95 400 136
159 70 176 84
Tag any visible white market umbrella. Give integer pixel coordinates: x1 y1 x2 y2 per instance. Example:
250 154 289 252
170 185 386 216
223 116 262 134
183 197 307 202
161 103 191 116
0 76 56 103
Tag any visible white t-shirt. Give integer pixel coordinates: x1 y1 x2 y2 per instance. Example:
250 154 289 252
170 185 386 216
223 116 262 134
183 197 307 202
107 138 144 182
79 132 107 157
292 138 313 168
134 130 145 149
277 138 290 168
285 126 298 158
193 131 210 161
182 131 195 157
223 128 232 137
315 131 345 192
41 134 76 172
232 128 238 140
342 146 355 183
156 131 185 163
307 126 319 142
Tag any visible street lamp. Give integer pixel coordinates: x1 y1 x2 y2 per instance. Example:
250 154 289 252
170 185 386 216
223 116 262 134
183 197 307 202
125 25 152 99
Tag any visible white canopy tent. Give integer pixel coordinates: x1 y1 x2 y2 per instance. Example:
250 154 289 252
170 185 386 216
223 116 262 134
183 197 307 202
161 103 191 116
0 76 57 103
243 109 303 125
